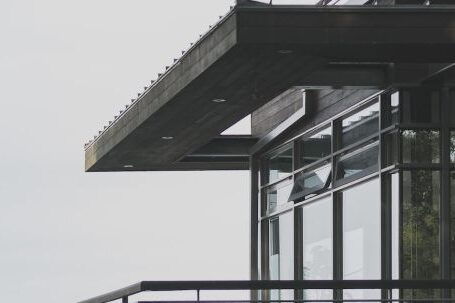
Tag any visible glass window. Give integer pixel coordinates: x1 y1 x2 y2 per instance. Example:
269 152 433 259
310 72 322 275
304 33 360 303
329 0 370 4
265 145 293 184
339 101 379 149
451 131 455 163
402 89 440 123
450 90 455 124
298 126 332 168
382 91 400 128
402 170 440 299
266 181 292 214
383 131 399 167
336 142 379 181
402 171 440 279
390 173 400 280
342 178 381 300
301 197 333 301
289 163 331 201
269 212 294 301
402 130 440 164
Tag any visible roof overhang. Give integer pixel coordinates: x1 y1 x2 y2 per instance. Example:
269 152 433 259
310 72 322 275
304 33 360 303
85 4 455 172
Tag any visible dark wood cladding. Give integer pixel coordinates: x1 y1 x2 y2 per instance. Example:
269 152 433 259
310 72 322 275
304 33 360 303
252 88 303 138
253 88 379 153
291 89 379 142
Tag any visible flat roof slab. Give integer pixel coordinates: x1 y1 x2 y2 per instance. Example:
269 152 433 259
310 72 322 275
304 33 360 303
85 5 455 172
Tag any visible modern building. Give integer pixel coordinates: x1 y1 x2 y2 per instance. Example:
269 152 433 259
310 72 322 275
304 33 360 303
82 0 455 302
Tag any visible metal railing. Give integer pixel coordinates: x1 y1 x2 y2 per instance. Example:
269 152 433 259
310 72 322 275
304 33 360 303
78 280 455 303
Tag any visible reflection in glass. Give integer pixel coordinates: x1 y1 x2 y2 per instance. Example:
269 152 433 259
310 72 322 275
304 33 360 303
266 181 293 213
261 0 320 4
302 197 333 301
391 91 400 125
290 163 331 201
390 173 400 301
269 212 294 301
340 101 379 148
451 131 455 163
402 170 440 299
390 173 400 280
402 89 440 123
402 130 440 164
383 131 399 167
343 178 381 300
336 143 379 180
383 91 400 128
450 90 455 124
328 0 370 4
298 126 331 168
266 146 293 184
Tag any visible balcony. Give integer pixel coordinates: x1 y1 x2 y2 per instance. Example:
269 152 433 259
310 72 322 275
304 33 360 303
79 280 455 303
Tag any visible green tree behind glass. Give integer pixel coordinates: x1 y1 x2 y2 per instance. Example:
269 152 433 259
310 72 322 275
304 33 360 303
402 130 440 299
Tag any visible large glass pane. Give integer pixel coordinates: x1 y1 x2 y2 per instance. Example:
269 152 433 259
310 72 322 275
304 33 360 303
339 101 379 148
298 126 331 168
402 171 440 298
290 163 331 201
390 173 400 301
265 145 293 184
382 91 400 128
329 0 370 4
450 131 455 163
402 130 440 164
266 181 293 214
254 0 320 4
336 143 379 181
402 89 440 123
391 173 400 280
343 178 381 300
269 212 294 301
302 197 333 301
383 131 399 167
450 90 455 124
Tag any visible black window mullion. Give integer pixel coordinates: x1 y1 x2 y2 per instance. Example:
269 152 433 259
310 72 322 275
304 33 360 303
382 173 393 300
294 207 302 301
333 191 343 300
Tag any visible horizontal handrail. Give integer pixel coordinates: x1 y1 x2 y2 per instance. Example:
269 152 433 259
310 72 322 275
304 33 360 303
78 280 455 303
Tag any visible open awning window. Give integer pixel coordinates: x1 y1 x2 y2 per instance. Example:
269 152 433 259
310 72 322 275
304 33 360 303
289 162 331 202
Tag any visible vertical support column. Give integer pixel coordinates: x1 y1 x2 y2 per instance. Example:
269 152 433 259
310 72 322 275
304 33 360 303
250 155 259 302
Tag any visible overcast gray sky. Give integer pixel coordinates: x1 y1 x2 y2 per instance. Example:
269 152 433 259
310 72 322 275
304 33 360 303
0 1 253 302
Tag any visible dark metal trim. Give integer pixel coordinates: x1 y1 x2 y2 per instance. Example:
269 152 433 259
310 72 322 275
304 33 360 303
78 280 455 303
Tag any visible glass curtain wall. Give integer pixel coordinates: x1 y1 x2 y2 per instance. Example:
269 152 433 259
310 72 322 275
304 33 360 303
269 211 294 301
257 86 454 300
301 196 333 300
342 179 381 300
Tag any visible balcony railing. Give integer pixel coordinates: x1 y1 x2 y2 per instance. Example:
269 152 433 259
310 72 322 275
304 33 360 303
78 280 455 303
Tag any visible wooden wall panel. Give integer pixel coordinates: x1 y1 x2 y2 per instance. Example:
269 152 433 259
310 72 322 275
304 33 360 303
251 88 304 138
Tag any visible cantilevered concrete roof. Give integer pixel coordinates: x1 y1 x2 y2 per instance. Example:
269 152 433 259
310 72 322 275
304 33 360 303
85 2 455 172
